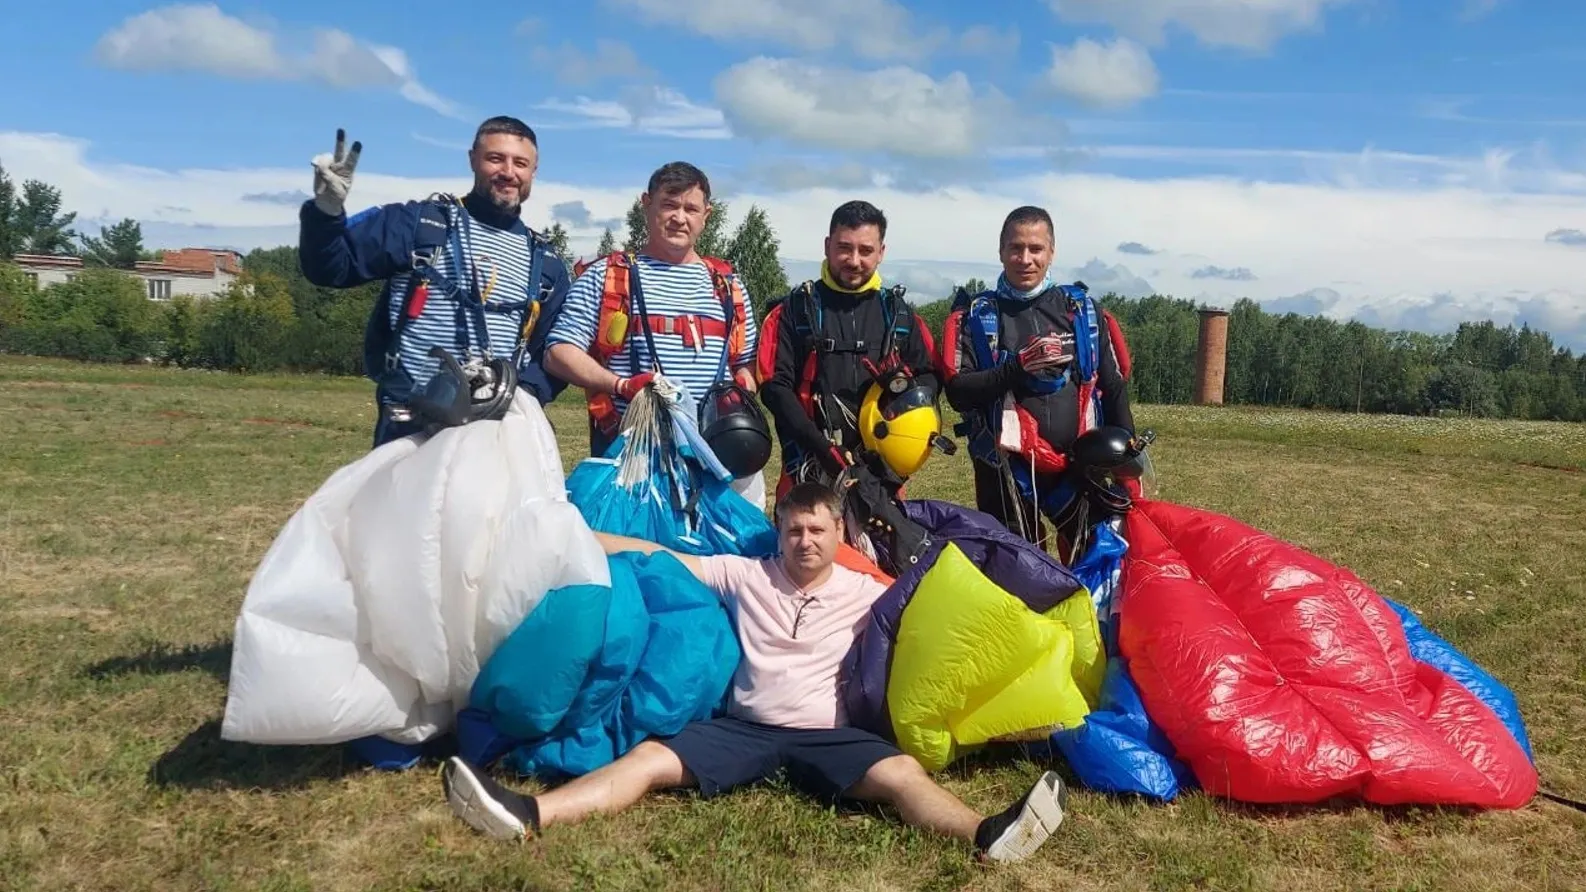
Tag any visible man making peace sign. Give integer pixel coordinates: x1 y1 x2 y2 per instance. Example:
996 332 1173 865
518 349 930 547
298 116 572 448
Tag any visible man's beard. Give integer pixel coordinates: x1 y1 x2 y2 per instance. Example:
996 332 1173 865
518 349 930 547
474 178 525 213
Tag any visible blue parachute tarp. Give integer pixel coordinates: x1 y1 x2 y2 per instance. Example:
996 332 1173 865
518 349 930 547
564 383 778 558
460 550 740 778
566 441 777 557
1042 520 1194 800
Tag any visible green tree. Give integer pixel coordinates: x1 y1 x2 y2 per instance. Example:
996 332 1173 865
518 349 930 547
697 200 730 258
162 295 207 367
960 277 988 295
197 271 299 372
0 261 28 336
0 164 18 259
622 197 647 253
596 227 617 256
724 204 787 320
14 180 78 255
80 218 146 269
544 222 571 263
4 267 164 362
914 298 951 344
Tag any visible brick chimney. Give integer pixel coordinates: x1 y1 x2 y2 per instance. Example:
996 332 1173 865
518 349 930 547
1193 307 1230 405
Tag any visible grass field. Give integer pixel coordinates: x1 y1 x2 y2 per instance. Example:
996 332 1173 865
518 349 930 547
2 354 1584 892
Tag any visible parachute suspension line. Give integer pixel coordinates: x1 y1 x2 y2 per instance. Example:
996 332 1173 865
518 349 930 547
615 375 684 490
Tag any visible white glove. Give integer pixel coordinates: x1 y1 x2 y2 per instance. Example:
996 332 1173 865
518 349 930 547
311 128 360 216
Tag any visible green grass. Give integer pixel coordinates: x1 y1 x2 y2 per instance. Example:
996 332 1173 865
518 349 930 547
1 354 1583 892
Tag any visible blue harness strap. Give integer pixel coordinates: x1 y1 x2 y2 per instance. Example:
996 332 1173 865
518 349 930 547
956 283 1108 524
384 197 547 370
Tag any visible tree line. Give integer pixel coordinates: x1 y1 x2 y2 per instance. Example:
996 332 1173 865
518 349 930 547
1 161 1583 421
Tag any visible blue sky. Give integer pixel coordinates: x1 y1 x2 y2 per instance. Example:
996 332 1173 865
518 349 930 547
2 1 1584 345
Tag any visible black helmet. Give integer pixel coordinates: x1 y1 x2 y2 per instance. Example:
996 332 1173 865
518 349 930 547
698 382 772 477
408 346 518 432
1055 425 1155 522
1069 425 1151 483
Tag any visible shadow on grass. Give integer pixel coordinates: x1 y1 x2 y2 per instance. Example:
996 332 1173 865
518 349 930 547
149 719 357 791
85 638 233 683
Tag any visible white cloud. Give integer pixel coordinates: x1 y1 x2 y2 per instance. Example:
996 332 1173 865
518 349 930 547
713 58 1042 159
535 87 729 139
604 0 945 60
6 128 1585 348
1074 259 1157 297
531 39 654 86
551 200 622 232
93 4 463 118
1047 37 1160 108
956 25 1020 56
1046 0 1359 51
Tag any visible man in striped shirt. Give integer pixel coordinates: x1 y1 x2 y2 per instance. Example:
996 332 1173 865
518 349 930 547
545 161 765 507
299 116 571 448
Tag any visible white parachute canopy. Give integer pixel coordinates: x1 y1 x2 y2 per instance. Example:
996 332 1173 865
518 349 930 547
220 391 610 746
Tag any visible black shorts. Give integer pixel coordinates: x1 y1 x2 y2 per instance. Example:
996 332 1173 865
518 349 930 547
656 717 903 801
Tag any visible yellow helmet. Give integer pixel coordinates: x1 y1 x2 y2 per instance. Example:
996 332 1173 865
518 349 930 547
858 375 955 478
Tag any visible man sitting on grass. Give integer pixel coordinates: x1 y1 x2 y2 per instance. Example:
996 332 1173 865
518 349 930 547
441 482 1068 863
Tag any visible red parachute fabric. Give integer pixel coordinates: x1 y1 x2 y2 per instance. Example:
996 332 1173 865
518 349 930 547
1118 499 1537 808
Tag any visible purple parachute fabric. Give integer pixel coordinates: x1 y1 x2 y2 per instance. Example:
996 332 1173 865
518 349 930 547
839 499 1085 738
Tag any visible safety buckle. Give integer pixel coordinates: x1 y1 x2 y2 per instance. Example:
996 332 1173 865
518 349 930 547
385 350 401 371
817 338 837 353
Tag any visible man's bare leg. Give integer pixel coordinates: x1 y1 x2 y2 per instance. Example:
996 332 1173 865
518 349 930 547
846 754 1067 863
846 754 982 841
537 742 692 826
442 741 692 840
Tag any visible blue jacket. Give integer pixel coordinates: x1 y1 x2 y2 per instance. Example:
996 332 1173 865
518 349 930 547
297 194 572 405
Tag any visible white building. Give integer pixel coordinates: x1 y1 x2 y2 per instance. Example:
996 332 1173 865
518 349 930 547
12 248 243 301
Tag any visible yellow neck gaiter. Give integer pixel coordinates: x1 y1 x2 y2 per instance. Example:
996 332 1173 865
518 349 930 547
821 260 882 294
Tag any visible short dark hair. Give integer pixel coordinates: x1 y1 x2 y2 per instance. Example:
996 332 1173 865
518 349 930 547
646 161 711 201
775 482 844 526
829 200 887 239
473 115 537 149
999 205 1054 249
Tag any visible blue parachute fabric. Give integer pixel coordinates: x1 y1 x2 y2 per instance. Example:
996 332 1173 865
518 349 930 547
1042 520 1195 800
463 551 741 779
565 433 778 558
1386 598 1535 762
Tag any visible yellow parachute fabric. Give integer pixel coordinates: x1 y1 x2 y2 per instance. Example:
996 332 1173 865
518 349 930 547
884 543 1105 772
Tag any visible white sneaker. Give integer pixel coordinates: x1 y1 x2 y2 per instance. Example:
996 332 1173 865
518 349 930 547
441 756 534 841
979 771 1068 863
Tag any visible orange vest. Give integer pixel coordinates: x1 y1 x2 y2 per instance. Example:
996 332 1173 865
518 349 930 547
579 251 752 438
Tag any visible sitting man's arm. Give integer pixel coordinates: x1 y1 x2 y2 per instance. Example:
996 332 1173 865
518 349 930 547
593 532 703 580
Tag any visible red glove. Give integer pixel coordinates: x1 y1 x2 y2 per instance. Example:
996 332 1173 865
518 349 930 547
1017 334 1073 373
614 372 655 400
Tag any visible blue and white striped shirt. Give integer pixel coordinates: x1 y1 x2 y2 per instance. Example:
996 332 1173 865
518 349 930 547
385 206 548 398
548 254 759 411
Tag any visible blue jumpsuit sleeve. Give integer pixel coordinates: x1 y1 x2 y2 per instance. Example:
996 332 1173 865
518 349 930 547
297 199 421 288
519 252 574 404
